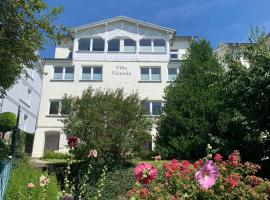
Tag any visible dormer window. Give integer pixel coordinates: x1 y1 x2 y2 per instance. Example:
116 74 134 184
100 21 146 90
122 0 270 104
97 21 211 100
78 38 90 51
140 39 152 52
124 39 136 52
92 38 105 51
153 39 166 52
108 39 120 52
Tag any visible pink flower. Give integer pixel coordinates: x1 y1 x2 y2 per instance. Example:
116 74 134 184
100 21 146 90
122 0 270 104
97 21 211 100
228 151 240 167
140 188 148 199
27 182 35 189
39 175 50 187
67 136 78 148
88 149 97 158
134 163 158 184
195 160 219 189
214 153 223 161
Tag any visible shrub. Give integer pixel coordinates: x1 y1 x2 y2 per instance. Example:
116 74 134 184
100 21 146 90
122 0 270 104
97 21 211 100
61 88 152 162
0 112 16 135
5 161 59 200
42 150 71 160
128 147 270 199
0 139 9 160
87 167 135 200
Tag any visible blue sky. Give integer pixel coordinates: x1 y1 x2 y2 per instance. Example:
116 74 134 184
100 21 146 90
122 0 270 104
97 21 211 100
41 0 270 58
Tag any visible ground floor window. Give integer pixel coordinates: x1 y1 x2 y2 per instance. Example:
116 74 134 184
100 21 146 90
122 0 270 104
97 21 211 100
44 131 60 151
142 101 162 116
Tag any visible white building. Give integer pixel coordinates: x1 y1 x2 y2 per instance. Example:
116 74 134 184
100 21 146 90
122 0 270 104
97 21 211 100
0 60 44 134
32 16 195 158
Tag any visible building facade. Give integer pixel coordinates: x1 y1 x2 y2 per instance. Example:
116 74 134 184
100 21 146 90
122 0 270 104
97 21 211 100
0 60 44 134
32 16 195 157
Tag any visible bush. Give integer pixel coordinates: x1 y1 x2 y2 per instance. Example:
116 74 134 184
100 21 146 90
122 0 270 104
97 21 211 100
5 161 59 200
0 139 9 160
128 148 270 200
87 167 135 200
42 150 70 160
61 88 152 162
0 112 16 135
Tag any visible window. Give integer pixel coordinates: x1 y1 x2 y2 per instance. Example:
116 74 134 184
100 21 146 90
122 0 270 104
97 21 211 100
78 38 90 51
49 101 60 115
81 66 102 81
108 39 120 51
92 38 105 51
142 101 162 116
170 49 178 59
27 88 32 105
153 39 166 52
64 67 74 80
168 68 178 81
53 67 74 80
140 39 152 52
53 67 63 80
124 39 136 52
140 67 161 81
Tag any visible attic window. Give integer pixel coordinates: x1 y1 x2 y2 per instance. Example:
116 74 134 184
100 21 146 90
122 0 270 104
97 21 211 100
140 39 152 52
108 39 120 52
78 38 90 51
92 38 105 51
124 39 136 52
153 39 166 52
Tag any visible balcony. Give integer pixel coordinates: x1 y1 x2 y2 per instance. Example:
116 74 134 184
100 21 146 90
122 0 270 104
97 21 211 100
74 51 169 62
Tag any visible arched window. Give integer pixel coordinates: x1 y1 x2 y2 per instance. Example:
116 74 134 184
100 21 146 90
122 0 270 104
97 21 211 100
140 39 152 52
124 39 136 52
92 38 105 51
153 39 166 52
108 39 120 52
78 38 90 51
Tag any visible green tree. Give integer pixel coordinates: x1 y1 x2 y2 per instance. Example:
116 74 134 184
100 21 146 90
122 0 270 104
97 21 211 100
0 112 16 139
220 30 270 162
155 39 225 159
61 87 152 163
0 0 65 94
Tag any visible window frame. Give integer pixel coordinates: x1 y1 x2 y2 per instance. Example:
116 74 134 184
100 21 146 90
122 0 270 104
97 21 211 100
108 39 121 52
52 66 75 81
140 66 161 81
78 38 91 51
81 66 103 81
167 67 179 81
142 100 163 116
92 38 105 52
48 100 61 115
170 49 178 60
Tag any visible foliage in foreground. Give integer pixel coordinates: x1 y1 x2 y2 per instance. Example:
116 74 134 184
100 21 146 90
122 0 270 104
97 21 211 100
5 161 58 200
218 30 270 162
128 146 270 200
61 87 152 162
156 39 225 159
0 0 66 93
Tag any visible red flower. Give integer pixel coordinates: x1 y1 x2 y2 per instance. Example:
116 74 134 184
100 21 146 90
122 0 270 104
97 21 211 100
182 160 190 167
214 153 223 161
228 151 240 167
140 188 148 199
67 136 78 148
227 174 240 188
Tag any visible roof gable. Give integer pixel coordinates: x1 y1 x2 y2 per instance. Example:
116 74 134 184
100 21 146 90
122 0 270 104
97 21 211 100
71 16 175 34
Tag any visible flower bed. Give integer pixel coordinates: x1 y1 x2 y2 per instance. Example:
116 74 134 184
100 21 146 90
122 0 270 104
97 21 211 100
128 148 270 199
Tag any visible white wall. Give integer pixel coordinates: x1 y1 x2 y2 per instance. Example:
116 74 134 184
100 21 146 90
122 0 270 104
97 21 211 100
0 61 43 134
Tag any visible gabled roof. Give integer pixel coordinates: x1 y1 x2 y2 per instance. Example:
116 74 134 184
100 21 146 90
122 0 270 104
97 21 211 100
71 16 175 33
